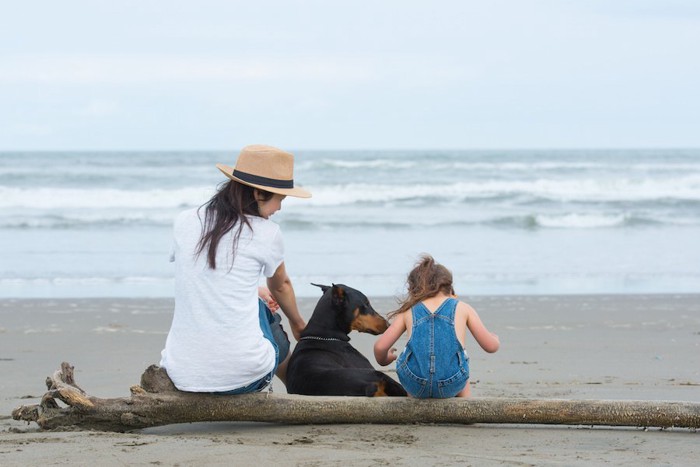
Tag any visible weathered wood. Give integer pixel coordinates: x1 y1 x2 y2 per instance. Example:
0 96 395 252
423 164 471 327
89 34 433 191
11 362 700 432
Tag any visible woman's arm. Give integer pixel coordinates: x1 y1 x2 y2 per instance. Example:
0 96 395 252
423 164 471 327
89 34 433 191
267 262 306 341
462 302 500 353
373 314 406 366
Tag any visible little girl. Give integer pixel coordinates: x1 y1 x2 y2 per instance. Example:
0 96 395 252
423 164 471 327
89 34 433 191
374 255 500 398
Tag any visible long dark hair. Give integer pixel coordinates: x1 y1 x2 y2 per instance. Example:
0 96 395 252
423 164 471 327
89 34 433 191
388 254 455 319
195 180 273 269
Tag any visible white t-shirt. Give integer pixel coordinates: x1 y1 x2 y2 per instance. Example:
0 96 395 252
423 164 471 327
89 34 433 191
159 208 284 392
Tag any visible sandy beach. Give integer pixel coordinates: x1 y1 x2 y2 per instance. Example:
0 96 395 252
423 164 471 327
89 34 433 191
1 294 699 465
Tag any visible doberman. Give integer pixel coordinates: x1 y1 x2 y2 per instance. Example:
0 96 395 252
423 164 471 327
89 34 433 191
286 283 407 397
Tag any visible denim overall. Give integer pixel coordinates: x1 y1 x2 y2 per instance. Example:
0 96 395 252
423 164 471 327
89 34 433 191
396 298 470 398
217 300 290 395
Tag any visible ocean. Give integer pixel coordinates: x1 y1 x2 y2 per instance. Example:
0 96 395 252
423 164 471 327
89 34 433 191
1 149 699 299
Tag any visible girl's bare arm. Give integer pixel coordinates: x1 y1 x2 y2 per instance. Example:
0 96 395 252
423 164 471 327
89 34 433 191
374 314 407 366
462 302 500 353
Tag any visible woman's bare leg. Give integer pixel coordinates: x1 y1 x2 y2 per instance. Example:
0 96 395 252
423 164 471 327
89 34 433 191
275 354 290 385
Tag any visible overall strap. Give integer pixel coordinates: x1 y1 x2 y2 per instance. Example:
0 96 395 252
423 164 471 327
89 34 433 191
409 303 423 336
435 297 458 321
412 302 431 319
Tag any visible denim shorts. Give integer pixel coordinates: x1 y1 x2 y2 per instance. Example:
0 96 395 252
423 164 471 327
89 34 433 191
216 300 290 395
397 348 470 398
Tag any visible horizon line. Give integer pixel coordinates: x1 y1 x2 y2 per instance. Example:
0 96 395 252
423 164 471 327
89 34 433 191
1 146 699 153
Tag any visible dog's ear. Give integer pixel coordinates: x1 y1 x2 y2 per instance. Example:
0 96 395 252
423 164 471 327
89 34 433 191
331 283 346 307
311 283 331 294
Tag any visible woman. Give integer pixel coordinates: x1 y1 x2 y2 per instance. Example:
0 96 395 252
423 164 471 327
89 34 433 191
160 144 310 394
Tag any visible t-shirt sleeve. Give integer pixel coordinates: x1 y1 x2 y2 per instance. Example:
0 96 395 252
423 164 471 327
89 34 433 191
262 228 285 278
169 211 185 263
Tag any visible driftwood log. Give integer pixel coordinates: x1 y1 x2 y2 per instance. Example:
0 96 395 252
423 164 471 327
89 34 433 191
12 362 700 432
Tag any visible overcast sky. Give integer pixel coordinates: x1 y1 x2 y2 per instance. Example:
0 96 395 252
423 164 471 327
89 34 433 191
2 0 699 150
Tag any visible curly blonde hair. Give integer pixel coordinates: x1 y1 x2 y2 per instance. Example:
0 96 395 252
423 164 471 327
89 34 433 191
388 254 455 319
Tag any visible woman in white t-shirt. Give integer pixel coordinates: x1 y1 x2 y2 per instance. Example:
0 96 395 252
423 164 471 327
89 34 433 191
160 145 310 394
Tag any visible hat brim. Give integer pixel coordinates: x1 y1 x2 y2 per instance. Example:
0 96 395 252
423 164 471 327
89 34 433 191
216 164 312 198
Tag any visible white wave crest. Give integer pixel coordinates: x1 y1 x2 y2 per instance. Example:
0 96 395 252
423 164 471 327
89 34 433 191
0 186 215 209
2 175 700 211
0 212 176 229
535 213 628 229
302 159 417 169
294 175 700 206
0 276 172 286
297 158 700 173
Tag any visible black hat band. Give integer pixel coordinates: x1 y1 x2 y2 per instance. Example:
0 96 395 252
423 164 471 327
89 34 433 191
233 170 294 189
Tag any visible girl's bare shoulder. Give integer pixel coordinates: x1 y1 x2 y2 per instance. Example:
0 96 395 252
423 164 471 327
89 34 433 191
392 310 407 323
455 300 477 319
455 299 476 311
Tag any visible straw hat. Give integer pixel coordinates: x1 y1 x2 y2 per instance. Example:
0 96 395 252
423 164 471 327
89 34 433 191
216 144 311 198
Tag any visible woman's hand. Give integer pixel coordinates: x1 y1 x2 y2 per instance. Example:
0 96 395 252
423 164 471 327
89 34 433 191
258 286 280 312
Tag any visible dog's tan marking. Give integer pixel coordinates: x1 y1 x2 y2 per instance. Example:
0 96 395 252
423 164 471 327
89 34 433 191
372 380 388 397
350 309 388 334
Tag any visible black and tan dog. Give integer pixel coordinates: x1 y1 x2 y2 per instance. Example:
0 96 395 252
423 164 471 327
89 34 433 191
286 284 406 397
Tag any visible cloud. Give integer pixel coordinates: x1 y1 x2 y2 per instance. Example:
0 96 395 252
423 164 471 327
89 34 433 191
6 123 54 137
0 54 376 86
2 1 699 150
76 99 121 117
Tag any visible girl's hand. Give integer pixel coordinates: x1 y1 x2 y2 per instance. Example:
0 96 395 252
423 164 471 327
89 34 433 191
386 348 398 363
258 286 280 312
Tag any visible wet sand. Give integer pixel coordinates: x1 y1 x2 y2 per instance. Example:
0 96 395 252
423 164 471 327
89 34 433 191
1 294 699 465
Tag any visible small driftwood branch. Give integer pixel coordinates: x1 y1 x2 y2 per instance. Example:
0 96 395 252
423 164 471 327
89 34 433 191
11 362 700 432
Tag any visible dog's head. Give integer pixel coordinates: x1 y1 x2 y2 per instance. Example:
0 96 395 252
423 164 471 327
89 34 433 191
312 283 388 335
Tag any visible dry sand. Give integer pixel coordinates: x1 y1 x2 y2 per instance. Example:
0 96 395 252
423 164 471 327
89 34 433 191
1 294 699 466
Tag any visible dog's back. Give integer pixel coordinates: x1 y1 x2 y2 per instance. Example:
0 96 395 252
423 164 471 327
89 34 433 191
286 284 406 397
